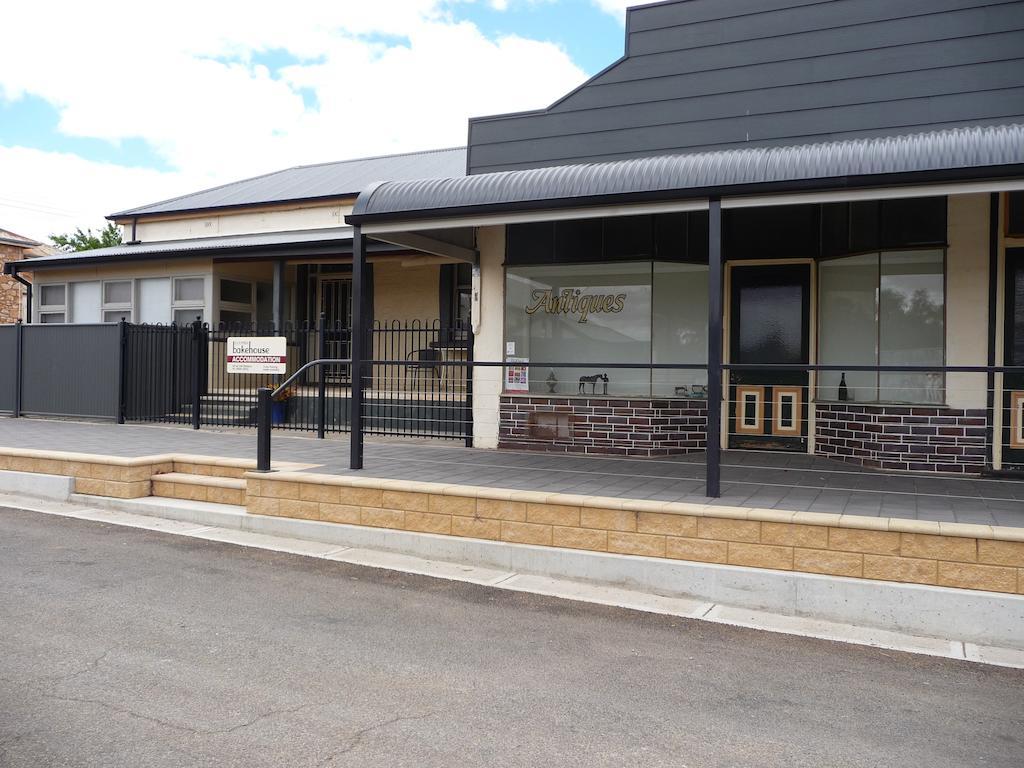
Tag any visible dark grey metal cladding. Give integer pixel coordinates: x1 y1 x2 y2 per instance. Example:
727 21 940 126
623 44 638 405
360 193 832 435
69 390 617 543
467 0 1024 174
20 324 120 419
0 326 16 412
113 147 467 218
351 124 1024 220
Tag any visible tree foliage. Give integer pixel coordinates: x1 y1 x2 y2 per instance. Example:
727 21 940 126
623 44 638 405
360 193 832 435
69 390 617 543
50 223 122 252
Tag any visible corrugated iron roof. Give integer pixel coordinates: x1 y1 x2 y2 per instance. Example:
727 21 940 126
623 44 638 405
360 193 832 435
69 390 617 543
112 146 467 218
7 228 354 271
0 228 40 248
349 125 1024 221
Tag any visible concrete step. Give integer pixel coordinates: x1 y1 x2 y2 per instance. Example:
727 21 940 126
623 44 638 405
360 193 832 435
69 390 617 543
151 472 246 505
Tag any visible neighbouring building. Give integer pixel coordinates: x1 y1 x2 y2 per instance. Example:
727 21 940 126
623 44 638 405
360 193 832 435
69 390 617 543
0 228 44 323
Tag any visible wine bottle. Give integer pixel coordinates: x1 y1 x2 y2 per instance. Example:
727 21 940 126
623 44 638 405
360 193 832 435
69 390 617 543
838 372 848 402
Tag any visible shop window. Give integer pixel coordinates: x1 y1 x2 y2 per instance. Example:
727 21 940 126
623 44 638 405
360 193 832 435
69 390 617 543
217 277 254 328
504 261 708 397
174 276 204 303
38 284 66 323
1008 192 1024 238
818 250 944 404
220 278 253 305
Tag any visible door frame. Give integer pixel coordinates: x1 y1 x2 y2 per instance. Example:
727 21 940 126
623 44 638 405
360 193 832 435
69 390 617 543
1001 247 1024 468
724 259 816 453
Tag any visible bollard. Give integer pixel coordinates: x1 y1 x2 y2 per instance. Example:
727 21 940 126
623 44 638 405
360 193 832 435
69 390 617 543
256 387 272 472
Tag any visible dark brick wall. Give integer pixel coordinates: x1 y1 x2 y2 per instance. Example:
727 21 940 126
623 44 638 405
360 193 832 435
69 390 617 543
815 403 988 473
499 396 707 456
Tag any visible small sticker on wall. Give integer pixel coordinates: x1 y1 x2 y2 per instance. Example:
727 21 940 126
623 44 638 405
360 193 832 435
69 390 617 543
506 341 516 355
505 357 529 392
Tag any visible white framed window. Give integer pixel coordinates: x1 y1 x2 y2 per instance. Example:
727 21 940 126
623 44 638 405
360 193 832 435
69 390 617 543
102 280 133 322
172 276 205 325
38 283 67 323
218 277 254 328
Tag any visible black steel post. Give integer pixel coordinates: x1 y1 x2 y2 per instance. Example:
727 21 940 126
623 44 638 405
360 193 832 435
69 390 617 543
706 198 723 498
117 319 127 424
256 387 272 472
464 320 474 447
191 319 203 430
13 320 23 418
349 227 365 469
273 259 286 333
317 311 327 439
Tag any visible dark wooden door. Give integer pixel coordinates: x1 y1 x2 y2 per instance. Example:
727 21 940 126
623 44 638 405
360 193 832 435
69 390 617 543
728 264 810 451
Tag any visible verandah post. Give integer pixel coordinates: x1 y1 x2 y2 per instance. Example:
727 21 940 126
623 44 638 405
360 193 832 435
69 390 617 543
317 311 327 439
349 226 366 470
191 318 203 430
13 319 23 418
706 198 723 498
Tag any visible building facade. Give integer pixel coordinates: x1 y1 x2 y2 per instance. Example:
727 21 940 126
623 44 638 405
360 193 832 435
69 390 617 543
345 0 1024 476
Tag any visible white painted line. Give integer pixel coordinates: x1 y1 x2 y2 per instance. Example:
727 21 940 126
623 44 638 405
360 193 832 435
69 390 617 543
326 547 516 586
188 527 346 557
963 643 1024 669
499 574 712 619
704 605 964 660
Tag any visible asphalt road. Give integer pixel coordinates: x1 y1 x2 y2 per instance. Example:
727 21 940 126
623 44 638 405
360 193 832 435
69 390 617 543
1 507 1021 768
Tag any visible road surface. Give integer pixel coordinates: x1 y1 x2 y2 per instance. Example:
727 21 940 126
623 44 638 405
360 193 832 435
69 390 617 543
1 506 1021 767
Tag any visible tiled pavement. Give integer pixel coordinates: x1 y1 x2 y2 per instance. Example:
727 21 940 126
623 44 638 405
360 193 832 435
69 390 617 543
1 418 1023 527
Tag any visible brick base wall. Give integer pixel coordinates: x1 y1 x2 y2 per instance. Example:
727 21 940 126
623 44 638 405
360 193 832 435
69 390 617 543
498 395 707 456
815 403 988 473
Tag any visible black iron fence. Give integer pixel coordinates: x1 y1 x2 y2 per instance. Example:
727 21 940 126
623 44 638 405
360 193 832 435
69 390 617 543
1 318 470 440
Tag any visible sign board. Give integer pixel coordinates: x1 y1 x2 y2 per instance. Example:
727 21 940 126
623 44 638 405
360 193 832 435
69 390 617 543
226 337 287 374
505 357 529 393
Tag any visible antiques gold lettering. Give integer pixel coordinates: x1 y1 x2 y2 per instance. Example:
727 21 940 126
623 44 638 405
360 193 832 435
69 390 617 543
525 289 627 323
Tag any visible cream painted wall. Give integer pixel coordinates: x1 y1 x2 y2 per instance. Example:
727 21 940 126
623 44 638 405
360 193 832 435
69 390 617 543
125 202 353 243
372 262 440 324
472 226 506 449
946 193 991 409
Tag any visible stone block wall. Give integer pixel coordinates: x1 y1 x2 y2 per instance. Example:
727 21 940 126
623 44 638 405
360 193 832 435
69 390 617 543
815 403 988 473
0 244 26 323
498 395 707 456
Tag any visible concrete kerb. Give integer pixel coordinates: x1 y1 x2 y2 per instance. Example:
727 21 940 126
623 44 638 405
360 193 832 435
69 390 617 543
66 492 1024 652
0 470 74 501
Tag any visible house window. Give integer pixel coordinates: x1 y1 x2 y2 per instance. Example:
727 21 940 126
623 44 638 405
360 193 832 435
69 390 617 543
218 278 254 328
818 250 945 404
172 276 205 325
38 284 67 323
102 280 133 322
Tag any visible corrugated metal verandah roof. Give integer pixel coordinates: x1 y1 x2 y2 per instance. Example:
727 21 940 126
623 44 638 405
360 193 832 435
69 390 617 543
3 227 403 273
348 125 1024 222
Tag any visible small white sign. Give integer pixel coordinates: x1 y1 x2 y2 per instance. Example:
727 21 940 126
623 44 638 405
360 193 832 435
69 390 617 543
505 357 529 393
226 336 287 374
506 341 516 355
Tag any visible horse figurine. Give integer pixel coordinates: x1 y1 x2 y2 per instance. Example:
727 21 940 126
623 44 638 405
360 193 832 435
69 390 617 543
578 373 609 395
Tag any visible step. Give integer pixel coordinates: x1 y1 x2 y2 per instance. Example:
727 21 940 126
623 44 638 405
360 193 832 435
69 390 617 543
151 472 247 505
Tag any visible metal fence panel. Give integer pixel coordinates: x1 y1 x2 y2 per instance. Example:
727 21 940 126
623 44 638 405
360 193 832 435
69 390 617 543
20 324 120 419
0 325 16 413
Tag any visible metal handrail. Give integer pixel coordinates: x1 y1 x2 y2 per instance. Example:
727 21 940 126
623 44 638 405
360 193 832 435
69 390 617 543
256 357 352 472
271 358 351 398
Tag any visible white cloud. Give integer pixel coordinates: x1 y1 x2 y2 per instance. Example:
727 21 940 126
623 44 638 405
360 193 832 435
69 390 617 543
0 0 587 240
590 0 633 21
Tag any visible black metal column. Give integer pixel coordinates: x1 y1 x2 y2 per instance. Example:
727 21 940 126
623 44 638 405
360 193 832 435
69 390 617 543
349 227 366 470
13 320 23 418
256 387 272 471
272 259 286 333
191 319 203 430
706 198 723 498
317 311 327 439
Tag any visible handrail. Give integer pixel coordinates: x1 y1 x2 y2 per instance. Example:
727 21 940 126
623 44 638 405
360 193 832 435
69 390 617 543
271 358 351 399
256 357 351 472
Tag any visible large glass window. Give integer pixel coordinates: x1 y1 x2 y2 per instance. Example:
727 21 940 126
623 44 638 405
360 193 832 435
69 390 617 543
504 262 708 397
818 250 944 404
38 284 66 323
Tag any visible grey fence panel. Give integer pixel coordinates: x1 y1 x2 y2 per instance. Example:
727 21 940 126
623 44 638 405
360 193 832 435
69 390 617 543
0 325 16 413
21 324 121 419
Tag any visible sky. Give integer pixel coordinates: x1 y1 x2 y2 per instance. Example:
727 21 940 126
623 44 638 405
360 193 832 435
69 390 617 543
0 0 634 242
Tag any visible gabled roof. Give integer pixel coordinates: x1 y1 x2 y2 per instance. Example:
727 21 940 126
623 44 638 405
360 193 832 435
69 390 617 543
111 147 467 219
349 124 1024 222
0 228 40 248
